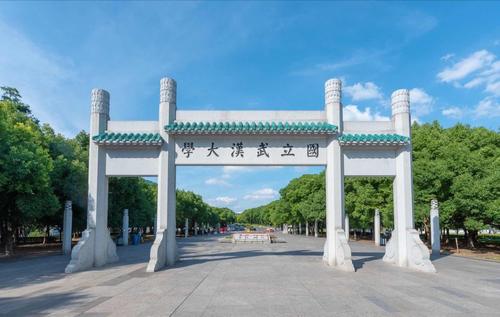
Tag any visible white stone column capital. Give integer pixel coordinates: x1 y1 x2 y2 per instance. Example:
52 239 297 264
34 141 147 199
391 89 410 116
431 199 438 212
160 77 177 104
325 78 342 105
91 89 110 115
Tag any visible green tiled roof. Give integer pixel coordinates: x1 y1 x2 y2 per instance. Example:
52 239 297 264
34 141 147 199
339 133 409 145
165 121 337 135
92 132 163 146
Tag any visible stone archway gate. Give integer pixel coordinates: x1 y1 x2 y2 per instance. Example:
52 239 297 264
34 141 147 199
65 77 435 274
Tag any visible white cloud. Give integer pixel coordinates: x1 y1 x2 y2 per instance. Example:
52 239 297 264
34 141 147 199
343 105 389 121
464 77 486 89
212 196 237 205
205 178 230 186
222 166 252 173
485 81 500 96
243 188 279 201
475 97 500 118
440 53 454 62
437 50 495 83
442 107 464 119
222 166 282 176
344 82 383 101
410 88 434 116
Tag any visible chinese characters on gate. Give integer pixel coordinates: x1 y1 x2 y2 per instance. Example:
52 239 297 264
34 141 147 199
181 142 319 159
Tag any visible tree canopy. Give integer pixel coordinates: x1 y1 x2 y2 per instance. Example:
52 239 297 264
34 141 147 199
238 121 499 246
0 87 236 254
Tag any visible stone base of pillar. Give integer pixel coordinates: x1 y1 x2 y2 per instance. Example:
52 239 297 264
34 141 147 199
65 228 118 273
147 229 166 272
65 229 94 273
147 229 178 272
383 229 436 273
106 230 119 263
322 229 354 272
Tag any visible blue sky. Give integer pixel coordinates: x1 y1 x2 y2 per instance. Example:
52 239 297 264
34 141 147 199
1 2 499 212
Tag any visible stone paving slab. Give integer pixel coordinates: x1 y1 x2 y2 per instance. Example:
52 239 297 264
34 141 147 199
0 234 499 316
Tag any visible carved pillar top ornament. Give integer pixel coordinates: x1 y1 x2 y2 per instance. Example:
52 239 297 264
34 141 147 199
325 78 342 105
391 89 410 116
431 199 438 212
91 89 110 115
160 77 177 104
65 200 72 211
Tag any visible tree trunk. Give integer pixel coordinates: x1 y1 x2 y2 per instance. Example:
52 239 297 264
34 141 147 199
3 226 14 256
467 230 478 249
423 216 430 246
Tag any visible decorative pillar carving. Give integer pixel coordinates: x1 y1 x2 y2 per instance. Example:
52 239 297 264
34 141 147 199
147 77 178 272
383 89 435 273
323 78 353 272
66 88 117 273
345 214 349 241
63 201 73 255
123 209 129 246
430 200 440 255
374 209 381 246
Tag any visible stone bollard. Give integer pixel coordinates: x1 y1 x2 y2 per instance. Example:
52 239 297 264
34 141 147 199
430 200 440 255
374 209 380 246
123 209 129 246
345 214 350 241
63 201 73 255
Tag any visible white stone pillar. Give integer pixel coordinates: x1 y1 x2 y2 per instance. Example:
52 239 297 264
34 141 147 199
147 77 178 272
185 218 189 238
430 200 440 255
314 220 318 238
122 209 129 246
383 89 435 272
305 221 309 236
63 201 73 255
344 214 349 241
374 209 380 246
299 222 302 235
323 79 354 271
65 89 118 273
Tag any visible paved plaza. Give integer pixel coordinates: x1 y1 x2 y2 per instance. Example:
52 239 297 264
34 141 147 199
1 234 499 316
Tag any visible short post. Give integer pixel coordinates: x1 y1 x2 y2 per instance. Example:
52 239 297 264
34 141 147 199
185 218 189 238
345 214 350 241
122 209 129 246
430 200 440 255
374 209 381 246
63 201 73 255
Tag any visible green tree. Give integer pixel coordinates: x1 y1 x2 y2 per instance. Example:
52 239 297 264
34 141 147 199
0 93 58 254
